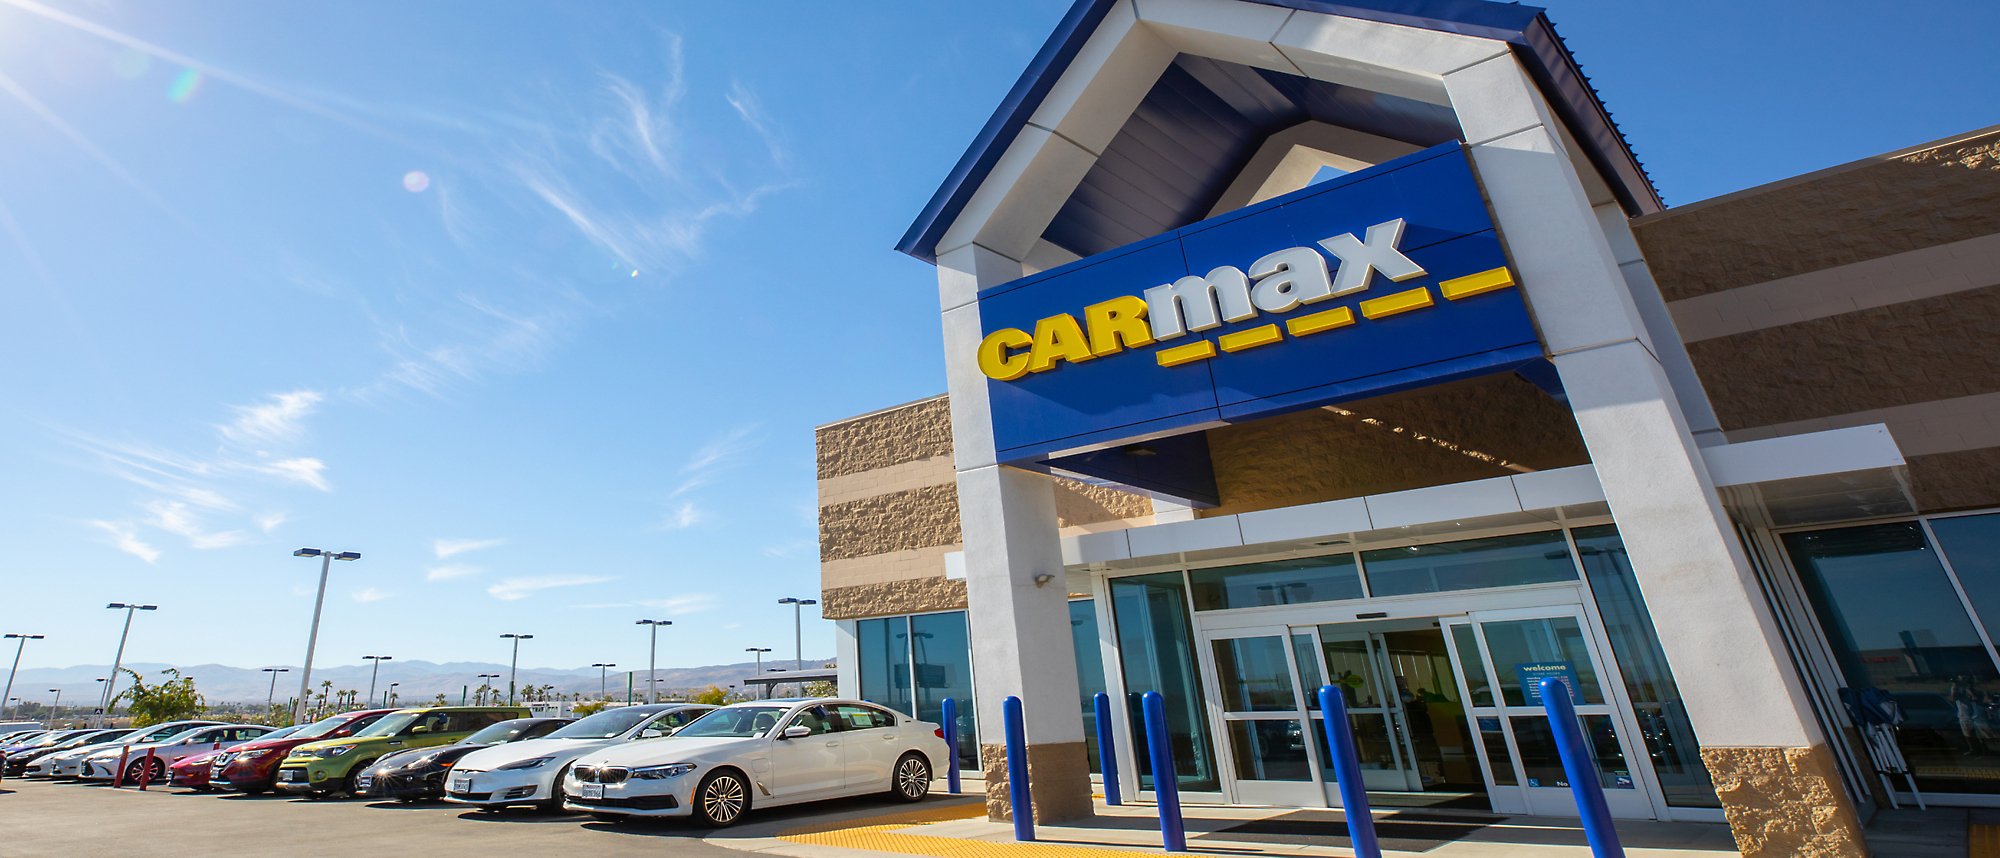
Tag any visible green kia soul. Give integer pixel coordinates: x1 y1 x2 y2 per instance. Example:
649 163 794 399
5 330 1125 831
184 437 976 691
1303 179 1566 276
276 706 527 796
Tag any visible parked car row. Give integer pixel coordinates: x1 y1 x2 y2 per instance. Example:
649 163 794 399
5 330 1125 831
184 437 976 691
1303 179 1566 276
5 697 948 828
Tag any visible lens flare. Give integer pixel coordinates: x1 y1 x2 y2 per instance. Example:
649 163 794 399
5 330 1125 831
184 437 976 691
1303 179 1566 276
167 67 201 103
401 170 430 193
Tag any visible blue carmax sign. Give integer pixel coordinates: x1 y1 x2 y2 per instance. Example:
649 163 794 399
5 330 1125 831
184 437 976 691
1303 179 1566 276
973 143 1542 468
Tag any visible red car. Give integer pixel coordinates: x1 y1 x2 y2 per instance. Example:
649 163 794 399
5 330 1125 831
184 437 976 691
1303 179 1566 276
171 724 302 791
211 710 393 794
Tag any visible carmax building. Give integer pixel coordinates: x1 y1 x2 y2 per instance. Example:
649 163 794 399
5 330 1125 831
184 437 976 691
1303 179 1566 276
815 1 2000 854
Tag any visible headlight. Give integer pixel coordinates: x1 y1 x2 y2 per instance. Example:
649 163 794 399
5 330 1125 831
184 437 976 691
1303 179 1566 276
287 750 319 761
632 763 696 780
497 757 553 771
324 746 354 757
236 749 271 760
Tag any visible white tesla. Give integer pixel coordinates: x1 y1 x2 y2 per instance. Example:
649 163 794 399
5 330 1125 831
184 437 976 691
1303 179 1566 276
443 703 715 809
31 720 224 778
563 698 948 827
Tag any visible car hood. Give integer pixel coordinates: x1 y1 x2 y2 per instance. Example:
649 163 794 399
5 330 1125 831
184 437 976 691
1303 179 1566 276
456 738 605 771
579 736 761 768
291 736 391 756
174 749 225 768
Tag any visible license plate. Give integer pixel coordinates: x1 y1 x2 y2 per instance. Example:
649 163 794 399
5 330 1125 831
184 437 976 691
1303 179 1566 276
279 769 302 782
449 775 472 793
355 776 373 791
580 783 604 800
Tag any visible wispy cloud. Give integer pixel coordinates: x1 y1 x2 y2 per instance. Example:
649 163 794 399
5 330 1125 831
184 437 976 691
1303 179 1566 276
145 500 250 550
434 537 506 559
761 539 816 559
658 501 707 531
487 574 614 601
218 390 322 446
255 512 287 534
572 594 718 614
352 587 389 603
362 295 567 400
87 520 159 564
426 563 484 582
724 80 790 169
253 457 329 492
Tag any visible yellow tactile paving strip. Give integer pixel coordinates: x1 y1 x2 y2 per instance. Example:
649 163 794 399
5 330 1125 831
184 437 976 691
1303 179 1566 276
778 802 1177 858
1972 823 2000 858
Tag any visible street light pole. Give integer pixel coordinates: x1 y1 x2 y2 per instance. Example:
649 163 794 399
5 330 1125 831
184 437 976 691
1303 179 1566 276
778 597 818 694
499 634 532 705
635 620 671 704
387 682 400 707
48 688 61 718
262 667 290 715
1 633 45 720
98 604 157 725
362 655 392 708
291 549 360 724
591 663 616 699
746 647 772 699
476 674 500 705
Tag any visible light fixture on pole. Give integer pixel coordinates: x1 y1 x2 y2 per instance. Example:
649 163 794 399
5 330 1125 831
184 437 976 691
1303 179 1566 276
386 682 400 707
362 655 392 709
98 604 157 725
499 634 533 705
48 688 61 715
291 549 360 724
477 673 500 704
635 620 671 704
591 663 617 699
746 647 772 698
261 667 290 714
778 597 818 695
1 633 45 720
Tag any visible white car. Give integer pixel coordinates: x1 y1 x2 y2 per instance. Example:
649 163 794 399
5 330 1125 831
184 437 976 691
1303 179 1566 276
443 703 715 809
80 724 279 782
563 698 947 827
31 720 225 778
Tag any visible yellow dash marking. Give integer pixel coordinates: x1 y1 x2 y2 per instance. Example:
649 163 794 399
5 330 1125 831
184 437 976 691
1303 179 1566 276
1217 324 1282 353
1439 266 1516 300
780 801 1173 858
1286 306 1355 337
1155 340 1216 367
1359 286 1434 319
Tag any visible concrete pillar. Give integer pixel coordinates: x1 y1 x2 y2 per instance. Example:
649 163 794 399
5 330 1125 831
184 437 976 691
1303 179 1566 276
937 242 1095 823
1447 53 1866 856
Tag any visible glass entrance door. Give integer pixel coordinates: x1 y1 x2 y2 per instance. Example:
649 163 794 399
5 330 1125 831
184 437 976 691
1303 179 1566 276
1201 627 1323 806
1309 628 1424 791
1442 606 1657 817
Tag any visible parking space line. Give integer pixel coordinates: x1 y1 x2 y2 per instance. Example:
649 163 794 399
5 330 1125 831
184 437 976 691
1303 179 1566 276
777 803 1172 858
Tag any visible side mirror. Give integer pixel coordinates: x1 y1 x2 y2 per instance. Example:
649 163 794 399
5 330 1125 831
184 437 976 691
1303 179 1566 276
639 728 665 739
411 725 430 734
332 728 352 738
781 725 812 740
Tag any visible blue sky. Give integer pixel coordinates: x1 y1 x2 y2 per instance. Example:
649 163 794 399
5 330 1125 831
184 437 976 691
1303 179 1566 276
0 0 1994 680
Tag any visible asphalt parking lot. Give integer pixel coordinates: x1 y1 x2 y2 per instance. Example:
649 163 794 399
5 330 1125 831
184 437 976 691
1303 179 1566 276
0 776 900 858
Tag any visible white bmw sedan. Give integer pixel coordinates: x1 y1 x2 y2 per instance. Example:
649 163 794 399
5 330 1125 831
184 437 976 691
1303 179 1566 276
443 703 715 809
563 698 947 827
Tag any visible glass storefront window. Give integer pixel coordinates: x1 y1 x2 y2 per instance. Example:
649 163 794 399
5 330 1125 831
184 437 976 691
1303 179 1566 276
1361 531 1577 597
1573 525 1719 808
1786 522 2000 794
1111 571 1220 792
1071 599 1108 774
1228 721 1313 781
1213 637 1298 712
1510 714 1635 790
858 616 913 715
1480 616 1604 707
1931 513 2000 640
910 611 978 770
1190 555 1363 611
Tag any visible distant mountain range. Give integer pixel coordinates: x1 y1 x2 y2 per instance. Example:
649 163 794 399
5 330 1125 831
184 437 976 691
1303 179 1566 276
3 657 836 707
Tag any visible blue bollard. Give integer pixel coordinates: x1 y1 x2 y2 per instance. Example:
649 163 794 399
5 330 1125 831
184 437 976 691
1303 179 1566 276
1093 692 1121 806
1541 679 1625 858
1003 696 1035 841
1141 691 1186 852
942 697 962 795
1318 685 1382 858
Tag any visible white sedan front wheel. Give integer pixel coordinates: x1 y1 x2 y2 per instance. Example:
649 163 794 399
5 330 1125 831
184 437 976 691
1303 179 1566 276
694 769 750 827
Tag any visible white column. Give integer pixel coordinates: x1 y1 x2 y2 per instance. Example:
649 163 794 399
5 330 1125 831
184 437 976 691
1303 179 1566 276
938 242 1095 821
1446 52 1865 854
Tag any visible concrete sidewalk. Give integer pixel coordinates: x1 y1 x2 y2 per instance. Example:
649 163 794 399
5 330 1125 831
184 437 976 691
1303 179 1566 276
704 789 1742 858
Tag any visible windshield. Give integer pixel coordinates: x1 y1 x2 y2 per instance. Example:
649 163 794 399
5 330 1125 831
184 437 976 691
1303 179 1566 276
14 732 65 748
464 720 542 745
154 726 209 745
673 706 789 739
54 731 117 749
546 708 658 740
352 712 421 739
292 714 359 740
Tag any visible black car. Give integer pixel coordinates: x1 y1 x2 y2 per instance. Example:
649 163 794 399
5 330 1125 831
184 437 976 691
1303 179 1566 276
2 729 125 776
355 717 569 801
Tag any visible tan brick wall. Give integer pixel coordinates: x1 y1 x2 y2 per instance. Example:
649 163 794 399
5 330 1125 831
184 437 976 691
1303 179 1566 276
1702 744 1866 858
1056 480 1154 528
979 741 1094 823
1635 127 2000 302
1909 446 2000 513
821 576 968 621
1687 283 2000 431
820 483 961 563
816 396 952 480
1201 374 1588 518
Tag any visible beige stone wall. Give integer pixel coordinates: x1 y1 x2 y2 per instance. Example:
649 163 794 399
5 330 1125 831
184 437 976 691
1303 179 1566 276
1636 125 2000 517
1202 374 1589 518
978 741 1094 823
817 394 1151 613
1701 744 1866 858
1636 126 2000 302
